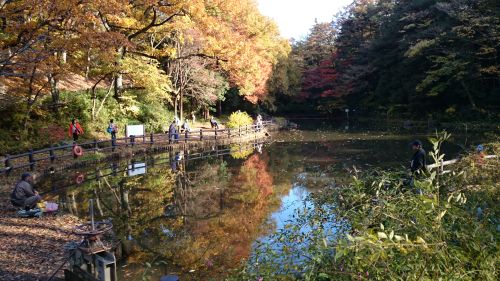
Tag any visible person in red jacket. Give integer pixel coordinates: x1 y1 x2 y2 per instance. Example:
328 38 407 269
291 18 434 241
69 118 84 142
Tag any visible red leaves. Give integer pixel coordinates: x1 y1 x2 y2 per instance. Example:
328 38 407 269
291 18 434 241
301 53 340 99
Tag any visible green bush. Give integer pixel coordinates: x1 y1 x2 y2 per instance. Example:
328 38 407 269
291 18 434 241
138 102 174 133
226 110 253 128
234 133 500 280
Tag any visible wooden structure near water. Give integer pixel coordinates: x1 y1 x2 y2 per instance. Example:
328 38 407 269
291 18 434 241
1 121 276 175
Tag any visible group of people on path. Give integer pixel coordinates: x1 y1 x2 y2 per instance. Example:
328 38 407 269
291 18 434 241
68 114 264 145
68 118 118 143
168 117 192 143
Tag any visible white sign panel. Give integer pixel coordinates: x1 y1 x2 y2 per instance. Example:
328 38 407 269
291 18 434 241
128 162 146 177
126 124 145 137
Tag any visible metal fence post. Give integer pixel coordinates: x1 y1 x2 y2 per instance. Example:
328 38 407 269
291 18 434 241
49 147 55 163
28 149 35 171
5 154 11 175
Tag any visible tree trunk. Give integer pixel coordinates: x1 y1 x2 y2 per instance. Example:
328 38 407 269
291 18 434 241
96 77 115 118
179 89 183 122
217 100 222 116
174 95 178 118
461 81 477 110
114 47 125 99
114 73 123 99
85 49 91 79
48 73 59 106
61 50 67 63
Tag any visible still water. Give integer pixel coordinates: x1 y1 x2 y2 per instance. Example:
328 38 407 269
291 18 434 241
37 125 481 280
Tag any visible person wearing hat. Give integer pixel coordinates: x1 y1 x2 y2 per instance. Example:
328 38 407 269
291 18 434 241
410 140 426 173
10 173 42 210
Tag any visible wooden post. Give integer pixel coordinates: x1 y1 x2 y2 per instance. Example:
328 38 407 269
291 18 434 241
49 148 55 163
200 129 203 140
5 154 11 174
215 128 218 140
28 149 35 171
93 139 98 152
130 135 135 147
227 128 230 139
150 133 154 144
238 127 241 137
185 131 188 143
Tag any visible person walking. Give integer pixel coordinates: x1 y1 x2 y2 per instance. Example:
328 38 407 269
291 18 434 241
108 119 118 146
69 118 83 142
191 112 196 124
10 173 42 210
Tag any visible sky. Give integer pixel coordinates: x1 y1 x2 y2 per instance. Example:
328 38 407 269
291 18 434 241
257 0 352 40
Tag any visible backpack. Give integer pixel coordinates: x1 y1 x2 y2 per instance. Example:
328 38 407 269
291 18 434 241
107 126 113 133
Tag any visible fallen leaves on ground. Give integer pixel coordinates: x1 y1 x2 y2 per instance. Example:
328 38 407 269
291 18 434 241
0 211 81 281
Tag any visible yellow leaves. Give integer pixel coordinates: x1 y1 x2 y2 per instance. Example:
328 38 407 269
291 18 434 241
121 56 172 102
377 232 388 239
415 236 426 245
405 39 437 58
479 66 500 75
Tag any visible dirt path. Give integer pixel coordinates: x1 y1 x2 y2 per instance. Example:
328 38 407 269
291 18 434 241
0 206 81 281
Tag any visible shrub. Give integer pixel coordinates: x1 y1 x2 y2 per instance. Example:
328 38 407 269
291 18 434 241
226 110 253 128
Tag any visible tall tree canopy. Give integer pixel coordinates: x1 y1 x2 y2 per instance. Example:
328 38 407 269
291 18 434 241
279 0 499 117
0 0 288 112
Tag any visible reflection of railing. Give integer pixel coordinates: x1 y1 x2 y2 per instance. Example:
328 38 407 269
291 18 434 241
41 142 265 196
1 121 274 175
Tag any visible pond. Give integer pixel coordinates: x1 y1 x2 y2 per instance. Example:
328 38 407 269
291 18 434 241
36 123 486 280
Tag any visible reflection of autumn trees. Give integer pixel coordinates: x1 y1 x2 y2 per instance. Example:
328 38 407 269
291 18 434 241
46 150 294 279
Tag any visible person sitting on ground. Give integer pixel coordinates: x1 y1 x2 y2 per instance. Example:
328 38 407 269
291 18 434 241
68 118 84 142
210 117 219 129
475 144 485 165
168 120 178 143
11 173 42 210
410 140 426 173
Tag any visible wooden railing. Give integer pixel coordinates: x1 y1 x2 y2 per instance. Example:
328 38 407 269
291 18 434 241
426 154 497 173
41 141 265 196
1 121 274 175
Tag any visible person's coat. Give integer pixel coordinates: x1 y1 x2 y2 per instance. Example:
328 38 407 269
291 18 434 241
68 122 84 137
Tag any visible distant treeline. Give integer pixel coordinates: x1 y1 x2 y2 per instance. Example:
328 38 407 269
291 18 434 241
267 0 500 119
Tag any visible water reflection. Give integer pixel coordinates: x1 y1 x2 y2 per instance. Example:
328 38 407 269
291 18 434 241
38 142 285 280
34 129 475 280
